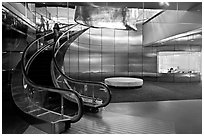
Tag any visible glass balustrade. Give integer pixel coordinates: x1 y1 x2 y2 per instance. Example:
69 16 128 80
20 25 84 125
52 24 112 111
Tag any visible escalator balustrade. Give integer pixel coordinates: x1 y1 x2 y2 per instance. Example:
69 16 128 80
11 25 84 134
52 25 112 113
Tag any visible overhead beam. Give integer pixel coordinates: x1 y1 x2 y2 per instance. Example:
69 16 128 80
143 10 202 46
142 10 165 25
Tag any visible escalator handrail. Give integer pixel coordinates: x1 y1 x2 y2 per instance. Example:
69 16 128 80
53 25 112 108
21 25 84 123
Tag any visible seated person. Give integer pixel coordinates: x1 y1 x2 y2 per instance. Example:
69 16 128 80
168 68 174 73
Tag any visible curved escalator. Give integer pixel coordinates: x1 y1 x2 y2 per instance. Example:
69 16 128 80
11 25 84 133
11 23 112 133
52 25 112 113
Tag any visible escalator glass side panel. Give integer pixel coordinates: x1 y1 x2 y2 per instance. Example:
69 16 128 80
52 24 112 110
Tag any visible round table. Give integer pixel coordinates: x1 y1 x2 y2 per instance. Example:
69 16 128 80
104 77 143 87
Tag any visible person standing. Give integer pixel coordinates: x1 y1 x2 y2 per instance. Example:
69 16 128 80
53 23 60 43
39 15 45 32
46 20 49 31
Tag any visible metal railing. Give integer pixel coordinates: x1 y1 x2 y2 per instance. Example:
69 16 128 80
52 24 112 109
20 25 84 123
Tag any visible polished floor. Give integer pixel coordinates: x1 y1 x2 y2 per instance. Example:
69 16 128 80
68 73 202 103
109 81 201 103
23 99 201 134
2 70 201 134
3 73 202 134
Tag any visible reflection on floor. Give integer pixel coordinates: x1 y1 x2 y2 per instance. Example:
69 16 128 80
105 100 202 134
109 81 201 102
23 126 46 134
23 99 201 134
3 72 201 134
66 110 174 134
68 73 202 102
2 87 29 134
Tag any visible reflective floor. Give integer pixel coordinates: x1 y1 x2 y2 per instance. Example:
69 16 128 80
3 73 202 134
23 99 201 134
104 100 202 134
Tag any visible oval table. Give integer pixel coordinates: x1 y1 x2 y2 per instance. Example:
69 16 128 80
104 77 143 87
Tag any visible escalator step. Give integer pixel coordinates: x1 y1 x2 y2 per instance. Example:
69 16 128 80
28 50 54 86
